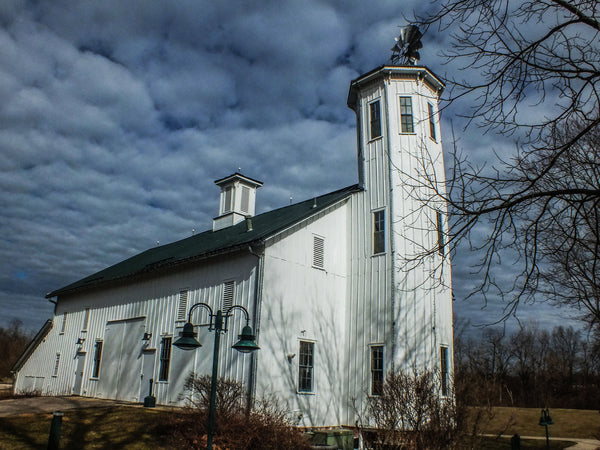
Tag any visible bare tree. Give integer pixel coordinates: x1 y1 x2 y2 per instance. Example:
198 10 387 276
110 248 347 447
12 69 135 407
412 1 600 328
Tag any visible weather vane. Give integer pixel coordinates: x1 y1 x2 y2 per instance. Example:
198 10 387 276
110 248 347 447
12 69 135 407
391 25 423 65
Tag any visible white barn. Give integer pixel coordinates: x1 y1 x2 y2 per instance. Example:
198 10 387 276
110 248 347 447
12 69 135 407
13 61 453 428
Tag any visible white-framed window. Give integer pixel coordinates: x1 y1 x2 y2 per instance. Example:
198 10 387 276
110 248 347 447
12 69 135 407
436 210 445 256
53 353 61 377
370 345 384 396
298 341 315 393
369 100 382 140
441 346 450 396
176 289 189 322
399 96 414 133
158 337 172 382
312 235 325 270
82 307 91 332
373 209 385 254
222 281 235 312
428 102 437 141
92 341 103 379
60 312 67 334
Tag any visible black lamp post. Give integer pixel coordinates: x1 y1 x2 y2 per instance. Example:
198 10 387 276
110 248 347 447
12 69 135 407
173 302 259 450
538 407 554 449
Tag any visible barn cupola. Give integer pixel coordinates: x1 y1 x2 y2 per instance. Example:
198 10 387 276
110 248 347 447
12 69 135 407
213 172 263 231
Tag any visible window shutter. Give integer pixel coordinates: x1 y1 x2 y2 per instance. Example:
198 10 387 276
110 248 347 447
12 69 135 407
241 186 250 213
60 312 67 334
82 307 90 331
53 353 61 376
313 236 325 269
222 281 235 311
177 290 189 321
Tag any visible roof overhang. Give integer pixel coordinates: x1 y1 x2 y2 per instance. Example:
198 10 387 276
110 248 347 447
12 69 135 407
347 65 445 111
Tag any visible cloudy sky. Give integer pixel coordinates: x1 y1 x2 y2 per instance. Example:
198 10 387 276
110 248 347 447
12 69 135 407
0 0 577 335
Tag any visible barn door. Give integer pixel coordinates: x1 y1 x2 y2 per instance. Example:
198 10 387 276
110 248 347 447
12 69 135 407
73 352 86 395
98 318 145 401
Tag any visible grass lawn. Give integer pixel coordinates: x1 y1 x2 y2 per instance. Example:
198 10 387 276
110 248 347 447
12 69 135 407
471 406 600 440
475 436 576 449
0 406 175 449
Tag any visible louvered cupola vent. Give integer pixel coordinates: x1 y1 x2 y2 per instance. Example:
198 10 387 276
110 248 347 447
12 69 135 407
213 172 263 231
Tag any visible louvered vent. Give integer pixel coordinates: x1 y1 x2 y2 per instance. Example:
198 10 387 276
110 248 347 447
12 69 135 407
313 235 325 269
177 290 189 321
222 281 235 311
241 186 250 213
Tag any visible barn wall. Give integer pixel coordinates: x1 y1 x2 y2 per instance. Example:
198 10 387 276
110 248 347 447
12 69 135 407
14 253 259 405
256 201 349 427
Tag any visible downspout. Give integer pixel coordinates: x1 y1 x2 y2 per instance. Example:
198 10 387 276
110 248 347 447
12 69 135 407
383 71 397 373
247 243 264 412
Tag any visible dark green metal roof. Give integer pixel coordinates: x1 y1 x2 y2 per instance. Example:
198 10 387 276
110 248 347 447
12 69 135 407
47 184 361 298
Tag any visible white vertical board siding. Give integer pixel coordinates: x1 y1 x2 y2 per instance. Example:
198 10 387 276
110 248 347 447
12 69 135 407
14 253 259 406
345 70 454 426
257 202 349 427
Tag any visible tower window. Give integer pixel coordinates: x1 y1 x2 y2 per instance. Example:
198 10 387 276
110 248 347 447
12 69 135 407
369 101 382 140
373 210 385 254
400 97 414 133
440 346 450 396
371 345 384 396
428 102 437 141
298 341 314 393
159 337 172 381
436 211 445 256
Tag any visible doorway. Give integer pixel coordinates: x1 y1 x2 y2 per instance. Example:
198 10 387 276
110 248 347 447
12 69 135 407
139 350 156 401
73 352 86 395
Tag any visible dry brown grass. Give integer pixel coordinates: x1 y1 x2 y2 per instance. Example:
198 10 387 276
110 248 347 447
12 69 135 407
471 406 600 439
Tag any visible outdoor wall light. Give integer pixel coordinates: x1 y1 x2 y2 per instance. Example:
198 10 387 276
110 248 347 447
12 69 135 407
142 332 152 341
76 337 85 345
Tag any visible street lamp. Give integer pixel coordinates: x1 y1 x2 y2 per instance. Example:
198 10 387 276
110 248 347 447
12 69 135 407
538 407 554 449
173 302 259 450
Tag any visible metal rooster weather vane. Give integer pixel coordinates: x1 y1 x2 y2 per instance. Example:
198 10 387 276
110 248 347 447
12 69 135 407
391 25 423 65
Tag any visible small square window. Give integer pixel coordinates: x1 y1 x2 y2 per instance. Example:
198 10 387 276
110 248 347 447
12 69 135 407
369 101 382 140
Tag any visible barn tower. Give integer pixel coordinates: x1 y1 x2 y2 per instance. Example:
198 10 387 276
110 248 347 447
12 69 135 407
344 31 454 420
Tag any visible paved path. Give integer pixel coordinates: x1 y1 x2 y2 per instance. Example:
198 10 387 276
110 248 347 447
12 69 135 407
489 434 600 450
0 396 134 417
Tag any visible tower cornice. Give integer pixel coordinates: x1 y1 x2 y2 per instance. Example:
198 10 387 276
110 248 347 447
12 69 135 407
347 65 445 111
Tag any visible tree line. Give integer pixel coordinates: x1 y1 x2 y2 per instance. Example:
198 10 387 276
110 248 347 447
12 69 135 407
0 320 33 380
455 323 600 409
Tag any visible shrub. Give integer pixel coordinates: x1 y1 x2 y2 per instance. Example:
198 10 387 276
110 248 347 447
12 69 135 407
167 374 311 450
